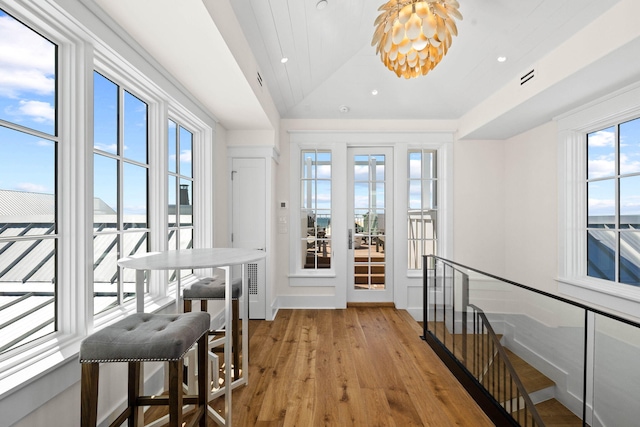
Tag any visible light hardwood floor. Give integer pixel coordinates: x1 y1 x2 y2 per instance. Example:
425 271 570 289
147 307 494 426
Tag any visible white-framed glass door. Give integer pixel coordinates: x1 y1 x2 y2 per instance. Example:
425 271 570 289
347 147 393 303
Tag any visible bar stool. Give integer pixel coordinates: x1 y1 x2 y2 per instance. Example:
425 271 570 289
183 276 243 380
79 312 210 427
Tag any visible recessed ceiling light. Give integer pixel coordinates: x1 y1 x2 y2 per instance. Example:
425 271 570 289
338 105 349 113
371 89 379 95
316 0 328 10
281 57 289 64
497 56 507 63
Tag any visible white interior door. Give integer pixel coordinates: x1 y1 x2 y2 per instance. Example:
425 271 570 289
347 147 393 303
231 157 266 318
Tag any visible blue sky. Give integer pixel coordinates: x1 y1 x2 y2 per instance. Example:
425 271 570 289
588 119 640 218
0 10 55 195
0 9 192 218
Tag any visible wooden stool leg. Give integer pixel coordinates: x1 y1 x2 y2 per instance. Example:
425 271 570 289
232 298 240 379
128 362 141 427
81 363 99 427
168 360 183 427
184 299 192 312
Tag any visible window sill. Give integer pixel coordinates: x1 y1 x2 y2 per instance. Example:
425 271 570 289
558 276 640 322
289 272 336 278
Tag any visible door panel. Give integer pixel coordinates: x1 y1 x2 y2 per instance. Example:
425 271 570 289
347 147 393 303
231 158 266 318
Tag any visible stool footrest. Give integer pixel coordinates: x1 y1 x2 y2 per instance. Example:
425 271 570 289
108 408 132 427
137 395 201 406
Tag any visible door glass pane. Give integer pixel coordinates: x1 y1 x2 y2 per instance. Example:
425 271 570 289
353 154 385 291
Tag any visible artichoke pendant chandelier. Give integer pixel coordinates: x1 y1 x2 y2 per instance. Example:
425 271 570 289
372 0 463 79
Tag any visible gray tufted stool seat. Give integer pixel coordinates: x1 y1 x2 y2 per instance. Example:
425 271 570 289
79 312 210 427
183 276 243 380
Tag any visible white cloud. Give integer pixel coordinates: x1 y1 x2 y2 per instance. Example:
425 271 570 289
16 182 48 193
179 149 192 163
94 142 118 152
16 99 54 122
588 129 615 148
620 153 640 175
588 158 615 179
0 14 55 98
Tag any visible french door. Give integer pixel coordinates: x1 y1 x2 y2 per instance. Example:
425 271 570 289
347 147 393 303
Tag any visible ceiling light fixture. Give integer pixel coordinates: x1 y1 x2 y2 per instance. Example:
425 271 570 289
281 57 289 64
372 0 463 79
316 0 328 10
371 89 379 95
497 56 507 63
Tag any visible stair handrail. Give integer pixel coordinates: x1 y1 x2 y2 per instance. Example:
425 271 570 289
423 255 547 426
468 303 546 427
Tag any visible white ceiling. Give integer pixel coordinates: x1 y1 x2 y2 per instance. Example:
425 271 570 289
92 0 640 138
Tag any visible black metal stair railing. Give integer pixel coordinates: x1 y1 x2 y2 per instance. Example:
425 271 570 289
468 303 545 426
422 255 544 426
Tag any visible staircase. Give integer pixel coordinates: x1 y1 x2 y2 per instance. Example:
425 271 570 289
430 321 582 426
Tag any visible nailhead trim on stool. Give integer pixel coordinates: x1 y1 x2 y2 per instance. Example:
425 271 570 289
79 312 210 427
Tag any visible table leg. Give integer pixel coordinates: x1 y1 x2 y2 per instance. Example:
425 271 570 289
136 269 145 313
223 266 232 426
242 264 249 386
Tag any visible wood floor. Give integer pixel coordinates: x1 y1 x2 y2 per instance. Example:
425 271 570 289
147 307 493 426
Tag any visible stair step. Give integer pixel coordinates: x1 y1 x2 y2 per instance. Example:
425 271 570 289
426 322 582 426
512 398 583 427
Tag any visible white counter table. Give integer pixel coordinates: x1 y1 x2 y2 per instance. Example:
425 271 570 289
118 248 266 426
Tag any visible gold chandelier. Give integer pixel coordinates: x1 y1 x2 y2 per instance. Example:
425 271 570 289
372 0 463 79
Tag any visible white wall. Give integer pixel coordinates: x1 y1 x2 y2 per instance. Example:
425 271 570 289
453 138 506 275
503 121 558 292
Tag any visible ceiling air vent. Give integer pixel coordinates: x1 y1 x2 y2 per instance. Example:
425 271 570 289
256 71 263 87
520 69 535 86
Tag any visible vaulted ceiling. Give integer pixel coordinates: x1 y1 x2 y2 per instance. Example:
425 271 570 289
94 0 640 139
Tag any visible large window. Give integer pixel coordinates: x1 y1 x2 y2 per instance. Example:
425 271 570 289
0 9 57 354
587 117 640 286
301 150 332 269
93 71 148 315
168 119 194 281
408 149 437 270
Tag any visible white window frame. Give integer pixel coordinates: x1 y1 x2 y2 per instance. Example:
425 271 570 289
558 81 640 318
0 1 214 421
407 148 439 271
288 131 453 289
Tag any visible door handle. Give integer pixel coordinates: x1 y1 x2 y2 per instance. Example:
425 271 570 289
348 229 353 250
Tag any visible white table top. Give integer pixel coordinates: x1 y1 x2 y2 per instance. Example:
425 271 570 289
117 247 266 270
